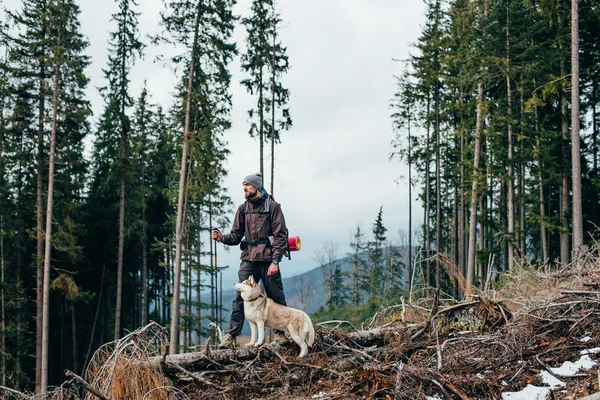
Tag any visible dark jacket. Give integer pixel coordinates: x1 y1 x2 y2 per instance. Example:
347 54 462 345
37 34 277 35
222 192 288 263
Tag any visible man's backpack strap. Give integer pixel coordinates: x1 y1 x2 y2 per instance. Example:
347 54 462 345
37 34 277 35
241 196 271 215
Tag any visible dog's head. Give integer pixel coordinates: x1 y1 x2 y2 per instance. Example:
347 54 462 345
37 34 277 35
233 275 261 299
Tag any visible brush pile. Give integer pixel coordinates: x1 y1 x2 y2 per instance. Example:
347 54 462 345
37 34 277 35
4 249 600 399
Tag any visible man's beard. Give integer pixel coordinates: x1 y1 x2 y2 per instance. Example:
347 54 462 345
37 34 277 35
245 190 258 200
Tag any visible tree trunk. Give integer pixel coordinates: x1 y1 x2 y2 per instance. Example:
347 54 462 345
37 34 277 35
71 304 78 374
142 206 148 326
35 63 46 392
41 22 61 392
0 214 5 386
506 5 514 270
115 130 125 339
535 106 549 266
0 76 6 386
209 200 215 323
270 29 276 196
559 12 571 266
425 95 431 287
466 81 484 296
196 209 202 344
570 0 583 261
459 117 466 286
435 82 441 289
408 113 413 296
593 83 598 173
478 195 485 289
171 0 202 355
259 66 264 177
83 259 106 374
560 94 570 265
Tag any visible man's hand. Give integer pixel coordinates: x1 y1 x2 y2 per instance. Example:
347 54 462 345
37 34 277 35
211 229 223 242
267 263 279 276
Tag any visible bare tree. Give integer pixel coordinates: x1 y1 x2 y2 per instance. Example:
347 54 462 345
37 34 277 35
313 241 339 307
292 274 315 311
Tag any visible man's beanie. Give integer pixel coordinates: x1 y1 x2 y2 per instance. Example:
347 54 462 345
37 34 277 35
243 172 263 189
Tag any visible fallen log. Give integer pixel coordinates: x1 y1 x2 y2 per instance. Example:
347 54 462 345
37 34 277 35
149 327 395 371
152 342 284 371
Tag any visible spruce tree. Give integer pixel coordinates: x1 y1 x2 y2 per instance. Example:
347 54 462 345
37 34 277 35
367 207 387 299
95 0 144 340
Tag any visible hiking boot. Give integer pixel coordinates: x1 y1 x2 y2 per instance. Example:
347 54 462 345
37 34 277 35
273 330 288 345
218 333 236 349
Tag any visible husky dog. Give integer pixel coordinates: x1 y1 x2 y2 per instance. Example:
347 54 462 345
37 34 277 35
233 276 315 357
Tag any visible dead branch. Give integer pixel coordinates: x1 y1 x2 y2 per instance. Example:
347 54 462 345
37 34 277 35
160 360 225 391
412 288 441 340
0 385 29 399
561 290 600 296
316 320 359 331
65 369 109 400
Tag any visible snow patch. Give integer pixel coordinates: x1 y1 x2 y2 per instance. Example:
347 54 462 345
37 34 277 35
580 347 600 355
539 370 565 389
426 395 444 400
549 355 597 376
501 384 550 400
580 336 592 342
476 373 485 379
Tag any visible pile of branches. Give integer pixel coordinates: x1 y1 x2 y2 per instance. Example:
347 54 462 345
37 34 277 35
3 252 600 399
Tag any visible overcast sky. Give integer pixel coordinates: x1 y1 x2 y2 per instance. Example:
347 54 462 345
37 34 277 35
5 0 427 287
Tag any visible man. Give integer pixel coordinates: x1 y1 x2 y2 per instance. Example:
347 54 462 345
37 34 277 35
211 172 289 349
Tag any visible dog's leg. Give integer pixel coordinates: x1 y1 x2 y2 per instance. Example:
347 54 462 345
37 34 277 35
255 320 265 346
247 321 256 346
288 327 309 358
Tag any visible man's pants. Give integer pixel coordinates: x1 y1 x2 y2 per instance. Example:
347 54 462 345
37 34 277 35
226 260 287 337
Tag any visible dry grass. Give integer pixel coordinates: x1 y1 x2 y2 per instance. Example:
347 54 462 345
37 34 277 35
83 322 175 400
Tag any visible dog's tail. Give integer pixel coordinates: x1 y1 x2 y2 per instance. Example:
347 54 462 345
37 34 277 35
304 313 315 347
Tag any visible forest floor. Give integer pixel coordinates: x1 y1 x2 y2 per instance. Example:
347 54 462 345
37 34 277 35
4 247 600 400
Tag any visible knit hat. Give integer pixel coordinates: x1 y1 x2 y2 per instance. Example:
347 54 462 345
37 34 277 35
243 172 263 190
